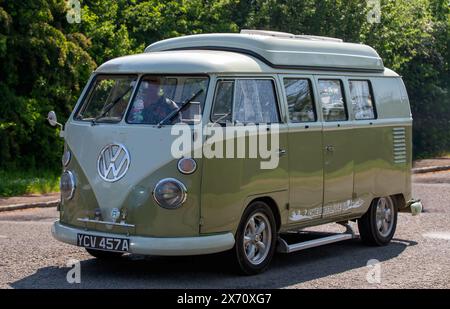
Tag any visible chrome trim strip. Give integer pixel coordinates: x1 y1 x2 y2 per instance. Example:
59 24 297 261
286 118 412 132
351 118 412 129
286 124 322 133
77 218 135 228
322 124 353 131
278 233 354 253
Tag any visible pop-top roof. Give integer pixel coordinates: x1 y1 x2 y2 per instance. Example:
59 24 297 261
145 30 384 73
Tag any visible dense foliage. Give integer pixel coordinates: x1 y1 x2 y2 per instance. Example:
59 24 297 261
0 0 448 173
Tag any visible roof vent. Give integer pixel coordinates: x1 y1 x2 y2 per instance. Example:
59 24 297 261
240 29 343 42
240 29 295 38
294 35 343 43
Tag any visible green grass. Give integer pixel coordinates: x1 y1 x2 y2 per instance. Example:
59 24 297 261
0 170 60 197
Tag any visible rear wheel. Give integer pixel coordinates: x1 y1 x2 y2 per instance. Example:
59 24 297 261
85 248 124 259
358 196 398 246
234 201 277 275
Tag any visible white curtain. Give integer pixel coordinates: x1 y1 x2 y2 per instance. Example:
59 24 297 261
350 81 374 119
234 80 264 123
233 80 278 123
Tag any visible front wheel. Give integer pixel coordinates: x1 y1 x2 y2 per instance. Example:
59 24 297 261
358 196 398 246
234 201 277 275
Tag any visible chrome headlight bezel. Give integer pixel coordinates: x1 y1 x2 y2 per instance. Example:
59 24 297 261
152 178 187 209
177 158 197 175
60 170 76 200
62 149 71 167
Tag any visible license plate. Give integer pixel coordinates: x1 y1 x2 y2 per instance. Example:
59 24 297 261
77 233 129 252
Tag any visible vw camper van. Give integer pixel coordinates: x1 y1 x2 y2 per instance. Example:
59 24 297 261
50 30 421 274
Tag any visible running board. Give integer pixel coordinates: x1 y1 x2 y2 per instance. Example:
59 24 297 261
277 224 356 254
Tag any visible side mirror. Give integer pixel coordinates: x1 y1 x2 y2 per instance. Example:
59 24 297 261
47 111 58 127
47 111 65 138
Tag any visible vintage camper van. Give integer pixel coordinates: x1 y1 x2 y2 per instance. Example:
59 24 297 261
50 30 421 274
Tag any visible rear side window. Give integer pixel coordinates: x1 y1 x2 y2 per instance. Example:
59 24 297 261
211 79 280 124
349 80 376 120
318 79 347 122
283 78 316 122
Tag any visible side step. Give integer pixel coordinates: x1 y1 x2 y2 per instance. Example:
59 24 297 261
277 224 356 254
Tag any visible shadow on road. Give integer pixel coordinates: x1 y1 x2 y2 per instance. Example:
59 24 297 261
10 237 417 289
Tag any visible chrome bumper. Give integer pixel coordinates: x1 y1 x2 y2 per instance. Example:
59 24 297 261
52 220 235 256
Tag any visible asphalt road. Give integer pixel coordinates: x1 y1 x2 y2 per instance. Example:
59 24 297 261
1 172 449 289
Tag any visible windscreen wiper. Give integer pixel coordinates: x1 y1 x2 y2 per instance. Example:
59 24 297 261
157 89 203 128
91 86 133 125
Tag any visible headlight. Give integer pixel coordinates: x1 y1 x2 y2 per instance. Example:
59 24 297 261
152 178 187 209
60 170 76 200
62 149 71 166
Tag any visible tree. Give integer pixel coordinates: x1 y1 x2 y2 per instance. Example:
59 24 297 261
239 0 449 157
0 0 95 170
0 0 448 173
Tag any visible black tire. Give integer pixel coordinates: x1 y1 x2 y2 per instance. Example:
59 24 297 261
358 196 398 246
234 201 277 275
85 248 124 259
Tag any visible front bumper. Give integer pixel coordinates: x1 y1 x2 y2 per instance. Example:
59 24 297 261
52 220 235 256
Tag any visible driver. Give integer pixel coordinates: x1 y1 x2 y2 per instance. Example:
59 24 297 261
141 78 178 124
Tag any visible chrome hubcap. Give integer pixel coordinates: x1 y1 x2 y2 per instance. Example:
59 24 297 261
375 197 395 238
243 212 272 265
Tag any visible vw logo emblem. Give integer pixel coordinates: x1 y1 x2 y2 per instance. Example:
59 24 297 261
111 208 121 220
97 143 130 182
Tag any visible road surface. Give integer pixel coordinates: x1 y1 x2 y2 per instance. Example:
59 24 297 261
0 172 449 288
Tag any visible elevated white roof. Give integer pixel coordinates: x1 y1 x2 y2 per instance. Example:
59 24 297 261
145 31 384 73
95 49 398 77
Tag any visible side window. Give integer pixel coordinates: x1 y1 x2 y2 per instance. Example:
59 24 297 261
234 79 280 124
182 78 208 103
163 78 177 100
211 80 234 123
180 78 208 123
283 78 316 122
211 79 280 124
349 80 376 120
318 79 347 122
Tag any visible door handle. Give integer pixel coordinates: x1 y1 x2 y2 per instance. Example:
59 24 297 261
278 149 287 157
325 145 335 152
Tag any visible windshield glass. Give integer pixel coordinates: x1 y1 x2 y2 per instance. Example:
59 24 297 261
127 75 208 125
75 75 137 122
